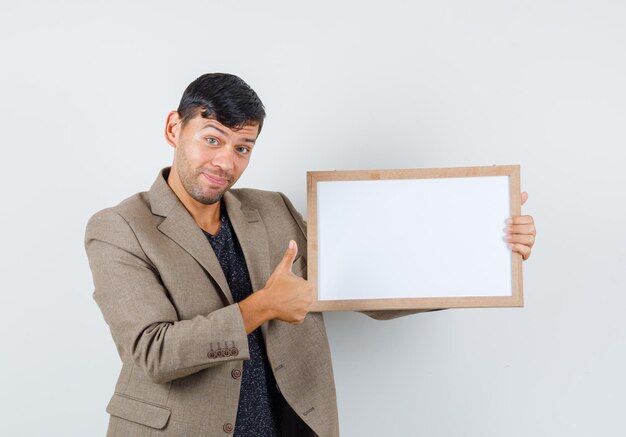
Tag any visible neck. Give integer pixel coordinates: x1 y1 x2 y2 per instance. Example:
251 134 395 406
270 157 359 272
167 166 222 234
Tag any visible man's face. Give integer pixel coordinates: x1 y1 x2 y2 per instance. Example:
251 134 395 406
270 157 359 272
171 114 259 205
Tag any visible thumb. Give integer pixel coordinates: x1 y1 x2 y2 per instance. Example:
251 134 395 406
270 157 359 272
521 191 528 206
277 240 298 272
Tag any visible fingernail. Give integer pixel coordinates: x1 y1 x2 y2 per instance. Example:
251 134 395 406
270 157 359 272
289 240 296 249
505 218 512 224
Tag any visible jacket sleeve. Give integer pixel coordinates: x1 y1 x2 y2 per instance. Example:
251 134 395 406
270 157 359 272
85 209 250 384
277 192 443 320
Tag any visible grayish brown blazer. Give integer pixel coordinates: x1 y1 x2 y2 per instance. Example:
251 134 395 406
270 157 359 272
85 168 338 436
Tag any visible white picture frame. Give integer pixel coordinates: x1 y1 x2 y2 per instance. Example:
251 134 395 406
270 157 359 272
307 165 524 311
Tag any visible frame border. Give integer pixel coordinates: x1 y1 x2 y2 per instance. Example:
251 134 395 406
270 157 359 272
306 165 523 311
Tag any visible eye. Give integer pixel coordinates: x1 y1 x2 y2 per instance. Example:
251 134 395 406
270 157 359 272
205 137 219 146
236 146 251 155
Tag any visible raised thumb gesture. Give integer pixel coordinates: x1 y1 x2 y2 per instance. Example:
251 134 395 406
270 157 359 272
275 240 298 274
262 240 312 325
239 241 312 332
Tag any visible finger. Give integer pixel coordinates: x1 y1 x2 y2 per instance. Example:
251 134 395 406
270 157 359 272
506 224 536 236
521 191 528 205
277 240 298 272
509 243 531 260
505 233 535 247
506 215 534 225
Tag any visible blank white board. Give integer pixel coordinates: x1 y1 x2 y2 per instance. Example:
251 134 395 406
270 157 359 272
307 165 523 311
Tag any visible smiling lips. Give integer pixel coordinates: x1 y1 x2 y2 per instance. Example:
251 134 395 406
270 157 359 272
202 172 230 187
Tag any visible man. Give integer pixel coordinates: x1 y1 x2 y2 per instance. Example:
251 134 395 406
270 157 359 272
85 73 536 437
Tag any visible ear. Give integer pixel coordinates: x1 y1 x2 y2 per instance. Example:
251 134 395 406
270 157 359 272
164 111 182 148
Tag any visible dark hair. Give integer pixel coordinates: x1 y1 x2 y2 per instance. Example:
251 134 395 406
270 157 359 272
177 73 266 134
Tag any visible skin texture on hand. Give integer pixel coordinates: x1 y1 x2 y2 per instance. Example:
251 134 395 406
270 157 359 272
238 240 312 334
506 191 536 261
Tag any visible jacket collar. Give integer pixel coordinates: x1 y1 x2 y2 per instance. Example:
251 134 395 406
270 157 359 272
148 168 270 305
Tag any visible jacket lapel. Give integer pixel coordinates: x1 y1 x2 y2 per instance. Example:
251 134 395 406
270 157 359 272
223 191 271 294
149 168 234 305
223 190 272 340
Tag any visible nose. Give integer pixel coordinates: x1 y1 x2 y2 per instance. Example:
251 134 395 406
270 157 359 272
211 144 235 173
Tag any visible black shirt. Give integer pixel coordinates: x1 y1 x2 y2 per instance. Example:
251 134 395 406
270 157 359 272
203 207 281 437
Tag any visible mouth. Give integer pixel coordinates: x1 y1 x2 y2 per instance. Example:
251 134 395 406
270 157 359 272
201 172 230 187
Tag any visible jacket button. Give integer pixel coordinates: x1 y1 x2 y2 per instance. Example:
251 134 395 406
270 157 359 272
231 369 242 379
216 349 224 358
207 351 217 359
231 347 239 356
223 422 234 433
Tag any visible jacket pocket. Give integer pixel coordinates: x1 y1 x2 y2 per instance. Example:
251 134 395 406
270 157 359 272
106 393 171 430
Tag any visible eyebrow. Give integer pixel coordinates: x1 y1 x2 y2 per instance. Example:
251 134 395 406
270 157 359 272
202 121 257 144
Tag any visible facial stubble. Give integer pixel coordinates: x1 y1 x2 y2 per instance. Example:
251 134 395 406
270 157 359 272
175 146 232 205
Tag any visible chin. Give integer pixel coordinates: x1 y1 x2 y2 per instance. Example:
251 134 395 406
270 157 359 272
198 188 229 205
197 194 223 205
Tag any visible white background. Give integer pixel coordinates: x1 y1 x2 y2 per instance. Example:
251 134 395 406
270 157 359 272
1 1 625 436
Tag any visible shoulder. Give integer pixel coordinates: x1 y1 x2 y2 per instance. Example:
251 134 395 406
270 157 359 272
228 188 306 237
85 191 153 237
227 188 301 218
227 188 288 209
